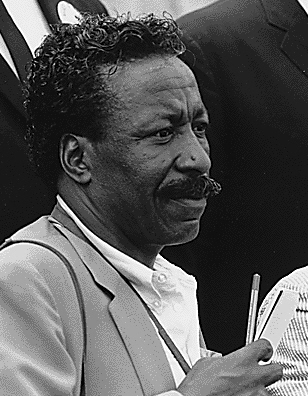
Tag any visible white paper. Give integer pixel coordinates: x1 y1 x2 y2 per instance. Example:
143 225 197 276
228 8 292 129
255 288 298 361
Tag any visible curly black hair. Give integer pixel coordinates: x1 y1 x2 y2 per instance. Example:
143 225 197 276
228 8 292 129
24 12 186 188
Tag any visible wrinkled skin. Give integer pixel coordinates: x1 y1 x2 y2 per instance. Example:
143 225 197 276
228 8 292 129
60 56 212 267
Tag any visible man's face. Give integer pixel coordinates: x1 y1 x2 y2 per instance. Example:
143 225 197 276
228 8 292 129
89 56 211 250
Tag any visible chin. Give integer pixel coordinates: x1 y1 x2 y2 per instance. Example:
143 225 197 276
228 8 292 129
166 220 200 246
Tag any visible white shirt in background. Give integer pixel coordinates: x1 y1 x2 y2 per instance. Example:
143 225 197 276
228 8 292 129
0 0 50 77
0 0 100 78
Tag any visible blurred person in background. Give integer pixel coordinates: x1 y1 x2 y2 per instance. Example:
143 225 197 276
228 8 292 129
256 265 308 395
161 0 308 356
102 0 216 20
0 0 108 244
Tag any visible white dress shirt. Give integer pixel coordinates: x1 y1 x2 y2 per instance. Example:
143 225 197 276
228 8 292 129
57 195 220 389
0 0 50 77
0 0 102 78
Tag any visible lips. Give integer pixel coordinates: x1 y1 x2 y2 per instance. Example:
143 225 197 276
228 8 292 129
167 197 207 222
171 197 207 208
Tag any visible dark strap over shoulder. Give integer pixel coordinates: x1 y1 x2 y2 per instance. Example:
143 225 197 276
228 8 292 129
0 238 86 396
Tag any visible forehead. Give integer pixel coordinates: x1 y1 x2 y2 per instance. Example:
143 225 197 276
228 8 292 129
109 56 207 120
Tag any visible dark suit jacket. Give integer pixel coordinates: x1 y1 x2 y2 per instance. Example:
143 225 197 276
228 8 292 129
163 0 308 353
0 203 207 395
0 0 108 244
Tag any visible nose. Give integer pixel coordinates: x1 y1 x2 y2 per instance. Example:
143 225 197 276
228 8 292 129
175 132 211 176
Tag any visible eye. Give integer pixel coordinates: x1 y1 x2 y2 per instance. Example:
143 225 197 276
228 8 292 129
193 122 209 138
152 127 175 140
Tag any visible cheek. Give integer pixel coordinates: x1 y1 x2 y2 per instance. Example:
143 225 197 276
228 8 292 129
96 141 171 198
120 152 164 187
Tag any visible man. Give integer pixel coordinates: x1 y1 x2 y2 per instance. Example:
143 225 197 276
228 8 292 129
0 13 281 396
174 0 308 353
0 0 108 245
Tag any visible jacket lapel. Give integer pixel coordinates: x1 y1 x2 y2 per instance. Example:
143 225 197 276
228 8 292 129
261 0 308 77
108 281 177 395
49 204 176 395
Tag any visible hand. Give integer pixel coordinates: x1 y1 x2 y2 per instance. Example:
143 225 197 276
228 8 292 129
177 339 282 396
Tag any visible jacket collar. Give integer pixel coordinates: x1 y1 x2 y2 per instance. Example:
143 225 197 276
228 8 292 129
261 0 308 76
49 203 177 395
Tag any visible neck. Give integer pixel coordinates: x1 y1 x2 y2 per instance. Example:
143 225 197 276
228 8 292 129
58 180 161 268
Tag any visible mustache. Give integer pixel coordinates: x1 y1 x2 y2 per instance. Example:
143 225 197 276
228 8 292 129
158 174 222 200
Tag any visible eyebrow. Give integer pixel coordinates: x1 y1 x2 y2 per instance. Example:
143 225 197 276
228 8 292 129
161 105 209 126
193 105 209 120
135 102 209 131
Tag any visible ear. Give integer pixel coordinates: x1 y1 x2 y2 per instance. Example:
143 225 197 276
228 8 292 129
59 134 92 184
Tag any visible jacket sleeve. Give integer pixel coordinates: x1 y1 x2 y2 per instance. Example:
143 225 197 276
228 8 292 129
0 243 78 395
257 272 308 395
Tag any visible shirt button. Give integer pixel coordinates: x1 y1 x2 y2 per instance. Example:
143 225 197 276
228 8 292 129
153 300 161 308
157 273 167 283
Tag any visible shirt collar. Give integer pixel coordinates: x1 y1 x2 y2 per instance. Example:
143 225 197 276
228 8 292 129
56 195 197 295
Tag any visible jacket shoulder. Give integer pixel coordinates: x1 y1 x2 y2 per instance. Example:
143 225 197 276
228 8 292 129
177 0 264 36
275 266 308 292
0 219 85 394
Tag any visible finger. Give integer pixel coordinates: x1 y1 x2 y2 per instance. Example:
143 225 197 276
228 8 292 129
223 339 273 368
257 339 274 362
239 387 272 396
259 391 271 396
257 363 283 387
248 339 273 362
255 388 273 396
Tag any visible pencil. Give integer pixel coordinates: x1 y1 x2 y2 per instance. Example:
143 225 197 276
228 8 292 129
245 273 261 345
